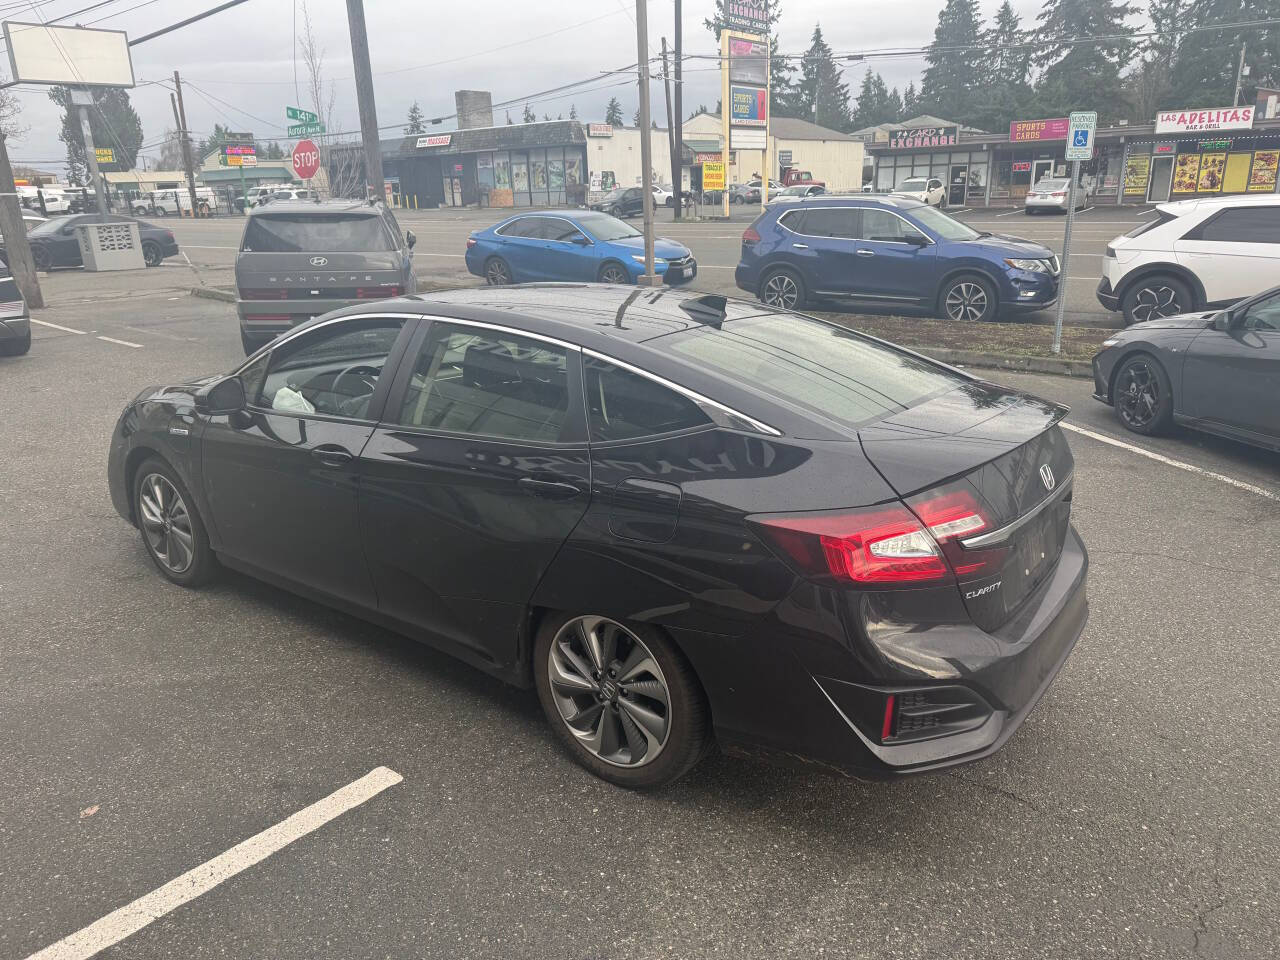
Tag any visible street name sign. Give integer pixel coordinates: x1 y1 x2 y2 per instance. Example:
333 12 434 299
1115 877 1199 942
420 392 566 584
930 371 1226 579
286 106 318 123
288 121 325 137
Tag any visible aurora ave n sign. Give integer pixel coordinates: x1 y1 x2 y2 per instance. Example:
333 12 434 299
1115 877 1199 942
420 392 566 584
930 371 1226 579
1155 106 1255 134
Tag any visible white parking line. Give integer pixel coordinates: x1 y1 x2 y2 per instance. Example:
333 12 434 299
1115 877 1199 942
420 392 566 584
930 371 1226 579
24 766 403 960
30 318 87 335
1061 423 1280 502
995 209 1024 217
96 335 143 348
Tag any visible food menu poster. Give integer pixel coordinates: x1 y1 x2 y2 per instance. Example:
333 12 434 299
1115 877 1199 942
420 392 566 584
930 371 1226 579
1249 151 1279 191
1197 153 1226 192
1172 153 1202 193
1123 154 1151 195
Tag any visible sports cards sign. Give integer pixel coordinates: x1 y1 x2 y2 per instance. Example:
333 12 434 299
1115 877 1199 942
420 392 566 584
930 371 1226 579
1155 106 1254 134
730 85 767 127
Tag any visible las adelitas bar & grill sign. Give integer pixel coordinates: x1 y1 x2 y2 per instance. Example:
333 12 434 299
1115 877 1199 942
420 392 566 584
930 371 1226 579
1155 106 1255 134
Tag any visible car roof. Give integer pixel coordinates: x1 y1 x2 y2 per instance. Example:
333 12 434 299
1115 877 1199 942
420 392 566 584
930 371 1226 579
1158 193 1280 216
773 195 926 211
247 199 379 216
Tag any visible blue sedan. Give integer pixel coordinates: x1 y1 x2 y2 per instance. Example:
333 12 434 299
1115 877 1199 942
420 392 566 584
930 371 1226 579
465 211 697 286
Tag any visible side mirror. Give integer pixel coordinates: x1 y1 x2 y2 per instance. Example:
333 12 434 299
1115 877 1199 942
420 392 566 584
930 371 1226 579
194 376 246 416
1212 312 1231 332
406 230 416 249
905 234 932 247
571 234 592 246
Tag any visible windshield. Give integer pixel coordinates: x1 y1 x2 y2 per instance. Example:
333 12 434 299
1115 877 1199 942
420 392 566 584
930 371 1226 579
781 186 809 196
577 212 641 241
665 313 966 430
602 187 627 201
906 205 982 241
898 179 928 191
241 213 394 252
27 218 66 237
1034 180 1068 191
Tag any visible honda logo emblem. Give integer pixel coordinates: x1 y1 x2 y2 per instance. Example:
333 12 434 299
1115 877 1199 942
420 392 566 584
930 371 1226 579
309 256 328 266
1039 464 1056 491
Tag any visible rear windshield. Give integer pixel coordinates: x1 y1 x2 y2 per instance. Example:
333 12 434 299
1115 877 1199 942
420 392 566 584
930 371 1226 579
1125 210 1177 238
1034 180 1068 191
898 179 927 190
665 313 966 429
241 213 393 253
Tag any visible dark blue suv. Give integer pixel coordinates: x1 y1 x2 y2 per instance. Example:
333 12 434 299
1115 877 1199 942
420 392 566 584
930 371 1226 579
736 197 1061 322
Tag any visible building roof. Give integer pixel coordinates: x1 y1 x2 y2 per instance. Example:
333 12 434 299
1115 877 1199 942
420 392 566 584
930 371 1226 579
696 113 855 141
852 114 988 139
387 119 587 157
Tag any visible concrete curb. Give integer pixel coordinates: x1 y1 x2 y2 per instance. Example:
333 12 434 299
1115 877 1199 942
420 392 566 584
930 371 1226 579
191 286 235 303
915 346 1093 378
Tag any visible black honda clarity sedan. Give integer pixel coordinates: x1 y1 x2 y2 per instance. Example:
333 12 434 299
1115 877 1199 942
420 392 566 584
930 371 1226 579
108 286 1088 788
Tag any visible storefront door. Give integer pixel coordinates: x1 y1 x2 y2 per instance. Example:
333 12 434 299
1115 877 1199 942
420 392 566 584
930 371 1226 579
1147 156 1174 202
948 164 968 206
1032 159 1054 186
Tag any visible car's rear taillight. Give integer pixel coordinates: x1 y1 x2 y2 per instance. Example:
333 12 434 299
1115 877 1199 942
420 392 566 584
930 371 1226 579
240 288 287 300
742 227 761 246
1052 191 1067 198
906 485 1002 578
466 236 478 248
751 503 950 584
356 285 404 298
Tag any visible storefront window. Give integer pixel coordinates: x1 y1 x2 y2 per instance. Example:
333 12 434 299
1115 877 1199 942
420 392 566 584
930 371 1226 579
547 148 565 204
876 163 894 191
967 163 987 201
476 152 495 193
565 151 582 186
489 151 513 208
511 153 530 206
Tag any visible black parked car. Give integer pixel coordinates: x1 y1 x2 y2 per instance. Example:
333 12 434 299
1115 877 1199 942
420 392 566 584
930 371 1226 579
22 214 179 269
108 287 1088 788
590 186 652 219
1092 285 1280 451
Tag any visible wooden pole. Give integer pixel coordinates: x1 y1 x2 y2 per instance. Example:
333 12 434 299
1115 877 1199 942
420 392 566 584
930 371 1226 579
674 0 683 219
173 72 201 216
661 38 679 213
635 0 660 286
345 0 385 202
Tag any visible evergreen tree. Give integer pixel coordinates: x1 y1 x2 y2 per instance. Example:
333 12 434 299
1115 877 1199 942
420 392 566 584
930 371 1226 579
544 113 552 121
48 86 143 181
604 97 624 126
1170 0 1280 108
405 101 425 135
505 110 513 125
902 81 919 118
886 87 904 123
522 103 536 123
972 0 1032 131
1033 0 1137 123
569 103 578 120
852 71 896 129
795 24 851 128
920 0 984 125
262 141 286 160
1124 0 1182 120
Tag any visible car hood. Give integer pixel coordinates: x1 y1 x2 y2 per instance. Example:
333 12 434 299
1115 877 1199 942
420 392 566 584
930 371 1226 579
1114 310 1218 334
606 235 691 259
961 233 1056 259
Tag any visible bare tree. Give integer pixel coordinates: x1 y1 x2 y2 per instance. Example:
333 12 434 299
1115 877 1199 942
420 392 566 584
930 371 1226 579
157 127 185 170
299 2 337 139
0 87 26 139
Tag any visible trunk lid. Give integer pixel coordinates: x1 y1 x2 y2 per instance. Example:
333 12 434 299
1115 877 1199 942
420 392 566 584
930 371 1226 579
235 251 405 301
859 382 1074 630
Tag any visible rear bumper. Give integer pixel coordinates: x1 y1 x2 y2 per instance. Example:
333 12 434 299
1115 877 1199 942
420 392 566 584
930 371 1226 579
693 525 1089 780
1096 276 1121 311
237 299 350 334
0 313 29 343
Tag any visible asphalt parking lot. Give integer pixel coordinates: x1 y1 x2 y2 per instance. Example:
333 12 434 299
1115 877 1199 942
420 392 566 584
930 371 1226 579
151 200 1151 328
2 263 1278 959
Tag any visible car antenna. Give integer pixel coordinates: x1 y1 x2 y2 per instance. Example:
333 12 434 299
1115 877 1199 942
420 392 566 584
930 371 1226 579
679 294 728 329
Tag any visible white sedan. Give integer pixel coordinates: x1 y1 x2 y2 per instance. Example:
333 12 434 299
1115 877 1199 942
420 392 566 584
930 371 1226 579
1025 178 1087 214
890 177 946 207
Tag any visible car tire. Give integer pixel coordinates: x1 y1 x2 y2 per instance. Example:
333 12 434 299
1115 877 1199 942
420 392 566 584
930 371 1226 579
533 612 711 789
597 261 631 285
759 267 806 309
1120 275 1193 327
484 256 513 285
940 274 998 322
133 457 217 587
0 325 31 356
1112 353 1174 436
31 245 52 271
142 241 162 267
154 207 167 216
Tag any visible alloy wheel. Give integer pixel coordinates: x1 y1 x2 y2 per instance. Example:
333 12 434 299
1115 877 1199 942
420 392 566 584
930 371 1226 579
944 281 989 321
1130 285 1181 323
138 474 195 574
599 264 628 284
762 272 799 308
1117 361 1161 429
547 616 671 768
485 259 511 285
143 243 161 267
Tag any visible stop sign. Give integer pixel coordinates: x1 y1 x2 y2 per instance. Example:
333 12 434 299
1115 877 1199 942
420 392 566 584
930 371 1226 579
292 139 320 180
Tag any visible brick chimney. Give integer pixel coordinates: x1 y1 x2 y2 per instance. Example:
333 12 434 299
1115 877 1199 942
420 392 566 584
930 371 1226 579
455 91 495 130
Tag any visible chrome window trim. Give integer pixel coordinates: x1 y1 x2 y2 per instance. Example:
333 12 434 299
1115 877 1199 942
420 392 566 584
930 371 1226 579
959 473 1073 549
423 315 582 352
582 347 782 437
233 312 424 375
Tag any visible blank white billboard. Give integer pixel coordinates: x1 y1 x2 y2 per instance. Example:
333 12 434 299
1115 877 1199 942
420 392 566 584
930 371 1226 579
3 22 135 87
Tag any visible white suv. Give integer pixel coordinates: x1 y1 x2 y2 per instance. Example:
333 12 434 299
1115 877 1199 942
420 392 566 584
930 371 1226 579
1098 195 1280 325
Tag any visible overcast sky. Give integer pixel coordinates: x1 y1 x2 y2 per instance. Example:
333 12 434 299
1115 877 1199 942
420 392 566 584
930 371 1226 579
5 0 1144 172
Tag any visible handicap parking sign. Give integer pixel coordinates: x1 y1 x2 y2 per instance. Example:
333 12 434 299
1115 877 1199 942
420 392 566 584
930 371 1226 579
1073 130 1089 147
1066 111 1097 160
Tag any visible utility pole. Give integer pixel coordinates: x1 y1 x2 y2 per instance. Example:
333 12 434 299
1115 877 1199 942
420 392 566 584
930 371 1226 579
346 0 384 202
674 0 683 219
172 72 201 217
68 89 109 217
634 0 659 286
661 38 680 216
0 134 44 308
1233 41 1248 105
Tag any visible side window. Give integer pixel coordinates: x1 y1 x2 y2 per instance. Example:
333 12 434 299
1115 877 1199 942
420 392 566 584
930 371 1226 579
1191 207 1280 244
778 210 808 234
584 357 711 442
497 217 535 238
860 210 923 243
394 322 570 443
799 208 858 238
1240 292 1280 332
259 318 404 419
545 219 584 243
238 352 269 402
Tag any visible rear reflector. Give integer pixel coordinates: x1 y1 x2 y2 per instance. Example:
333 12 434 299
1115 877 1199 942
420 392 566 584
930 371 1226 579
882 694 896 741
356 285 404 299
751 503 950 584
742 227 761 246
240 288 288 300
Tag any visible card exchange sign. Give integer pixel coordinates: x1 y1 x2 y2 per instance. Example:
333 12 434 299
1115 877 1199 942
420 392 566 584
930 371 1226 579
887 126 958 149
725 0 768 35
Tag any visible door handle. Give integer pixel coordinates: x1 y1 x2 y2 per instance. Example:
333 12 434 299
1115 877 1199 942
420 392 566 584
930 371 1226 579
311 444 354 466
792 243 809 249
518 477 582 500
856 249 875 257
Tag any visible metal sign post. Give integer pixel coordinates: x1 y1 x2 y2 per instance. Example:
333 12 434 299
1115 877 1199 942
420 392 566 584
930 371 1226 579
1054 111 1097 354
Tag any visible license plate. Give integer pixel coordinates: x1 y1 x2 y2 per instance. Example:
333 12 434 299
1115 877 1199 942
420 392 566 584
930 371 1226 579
683 266 693 278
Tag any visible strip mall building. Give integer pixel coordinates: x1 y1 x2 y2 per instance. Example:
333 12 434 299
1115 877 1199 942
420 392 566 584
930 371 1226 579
864 102 1280 207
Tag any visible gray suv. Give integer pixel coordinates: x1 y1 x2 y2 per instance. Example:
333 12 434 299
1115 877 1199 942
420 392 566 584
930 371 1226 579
235 200 417 354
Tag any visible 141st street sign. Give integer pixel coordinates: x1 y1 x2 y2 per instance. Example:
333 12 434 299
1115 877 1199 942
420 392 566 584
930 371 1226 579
286 105 318 123
286 105 324 137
